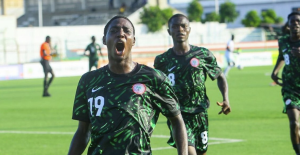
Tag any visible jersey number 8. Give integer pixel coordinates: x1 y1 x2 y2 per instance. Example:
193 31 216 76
88 96 105 116
168 73 175 86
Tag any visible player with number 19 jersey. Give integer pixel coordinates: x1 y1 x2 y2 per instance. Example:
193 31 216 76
154 45 221 114
278 35 300 113
72 63 180 155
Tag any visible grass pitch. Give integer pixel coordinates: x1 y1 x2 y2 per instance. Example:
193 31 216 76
0 66 293 155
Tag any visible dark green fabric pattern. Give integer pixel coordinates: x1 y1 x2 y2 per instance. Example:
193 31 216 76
278 35 300 95
86 43 101 60
72 64 180 155
154 45 221 114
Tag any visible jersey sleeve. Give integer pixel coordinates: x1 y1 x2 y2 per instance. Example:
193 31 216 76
203 49 222 80
152 76 181 117
72 74 90 122
85 45 89 52
153 55 163 70
277 39 284 61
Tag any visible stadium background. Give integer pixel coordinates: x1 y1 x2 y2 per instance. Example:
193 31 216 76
0 0 299 154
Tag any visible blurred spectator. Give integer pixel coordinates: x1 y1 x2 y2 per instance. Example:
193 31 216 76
109 0 114 9
131 0 138 12
119 3 126 15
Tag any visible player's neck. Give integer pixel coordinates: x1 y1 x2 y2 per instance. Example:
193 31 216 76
173 43 190 55
290 33 300 42
108 59 137 74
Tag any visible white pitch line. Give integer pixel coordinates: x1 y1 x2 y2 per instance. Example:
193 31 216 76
0 130 244 149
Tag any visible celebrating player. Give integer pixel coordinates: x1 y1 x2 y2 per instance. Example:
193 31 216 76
40 36 55 97
154 14 231 155
271 12 300 155
68 15 188 155
84 36 103 71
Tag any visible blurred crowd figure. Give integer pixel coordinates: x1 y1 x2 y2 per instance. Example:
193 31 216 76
109 0 114 9
119 3 126 15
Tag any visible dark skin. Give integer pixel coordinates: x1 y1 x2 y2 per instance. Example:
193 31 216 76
68 18 188 155
168 16 231 155
271 14 300 154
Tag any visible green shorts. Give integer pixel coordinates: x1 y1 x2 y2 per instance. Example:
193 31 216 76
167 111 209 153
89 58 99 70
282 92 300 113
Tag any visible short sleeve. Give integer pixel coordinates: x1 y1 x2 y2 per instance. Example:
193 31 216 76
85 45 89 51
152 77 181 117
153 56 160 69
203 49 222 80
72 74 90 122
278 40 284 60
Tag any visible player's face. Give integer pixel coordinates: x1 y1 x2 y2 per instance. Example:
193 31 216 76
168 17 191 43
103 18 135 62
289 15 300 35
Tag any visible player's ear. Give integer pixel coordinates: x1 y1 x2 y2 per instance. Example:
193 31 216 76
102 36 106 45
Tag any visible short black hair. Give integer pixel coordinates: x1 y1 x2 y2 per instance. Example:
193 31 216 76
104 15 135 36
168 14 189 28
288 12 300 20
45 36 50 40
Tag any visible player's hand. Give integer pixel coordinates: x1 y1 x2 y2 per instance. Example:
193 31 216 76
271 72 283 86
291 47 300 58
217 101 231 115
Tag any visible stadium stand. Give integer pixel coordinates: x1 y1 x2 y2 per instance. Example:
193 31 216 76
17 0 146 27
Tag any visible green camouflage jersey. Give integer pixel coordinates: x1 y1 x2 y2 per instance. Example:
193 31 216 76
85 43 101 60
278 35 300 95
154 45 221 114
72 63 180 155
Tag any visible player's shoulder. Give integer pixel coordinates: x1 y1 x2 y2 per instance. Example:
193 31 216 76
156 48 172 59
80 66 107 81
139 64 167 81
278 35 290 44
190 45 211 55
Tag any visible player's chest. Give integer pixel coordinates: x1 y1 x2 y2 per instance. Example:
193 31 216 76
163 57 205 74
281 43 300 66
85 78 154 107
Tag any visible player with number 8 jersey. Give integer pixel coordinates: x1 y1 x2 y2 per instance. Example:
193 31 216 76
154 14 231 154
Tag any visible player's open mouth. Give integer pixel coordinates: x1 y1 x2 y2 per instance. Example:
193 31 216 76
115 41 125 56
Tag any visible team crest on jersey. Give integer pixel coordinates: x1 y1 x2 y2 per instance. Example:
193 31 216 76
132 83 146 95
190 58 199 67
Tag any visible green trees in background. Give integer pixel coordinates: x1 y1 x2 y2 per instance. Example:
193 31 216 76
241 9 283 27
261 9 283 24
139 6 173 32
242 10 261 27
219 1 239 23
187 0 203 22
205 12 220 22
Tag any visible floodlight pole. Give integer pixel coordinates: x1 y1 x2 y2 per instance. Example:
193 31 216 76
215 0 219 14
38 0 43 27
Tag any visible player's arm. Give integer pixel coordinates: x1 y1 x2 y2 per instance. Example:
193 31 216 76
271 44 285 86
68 121 91 155
167 114 188 155
84 46 89 56
216 73 231 115
271 57 284 86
